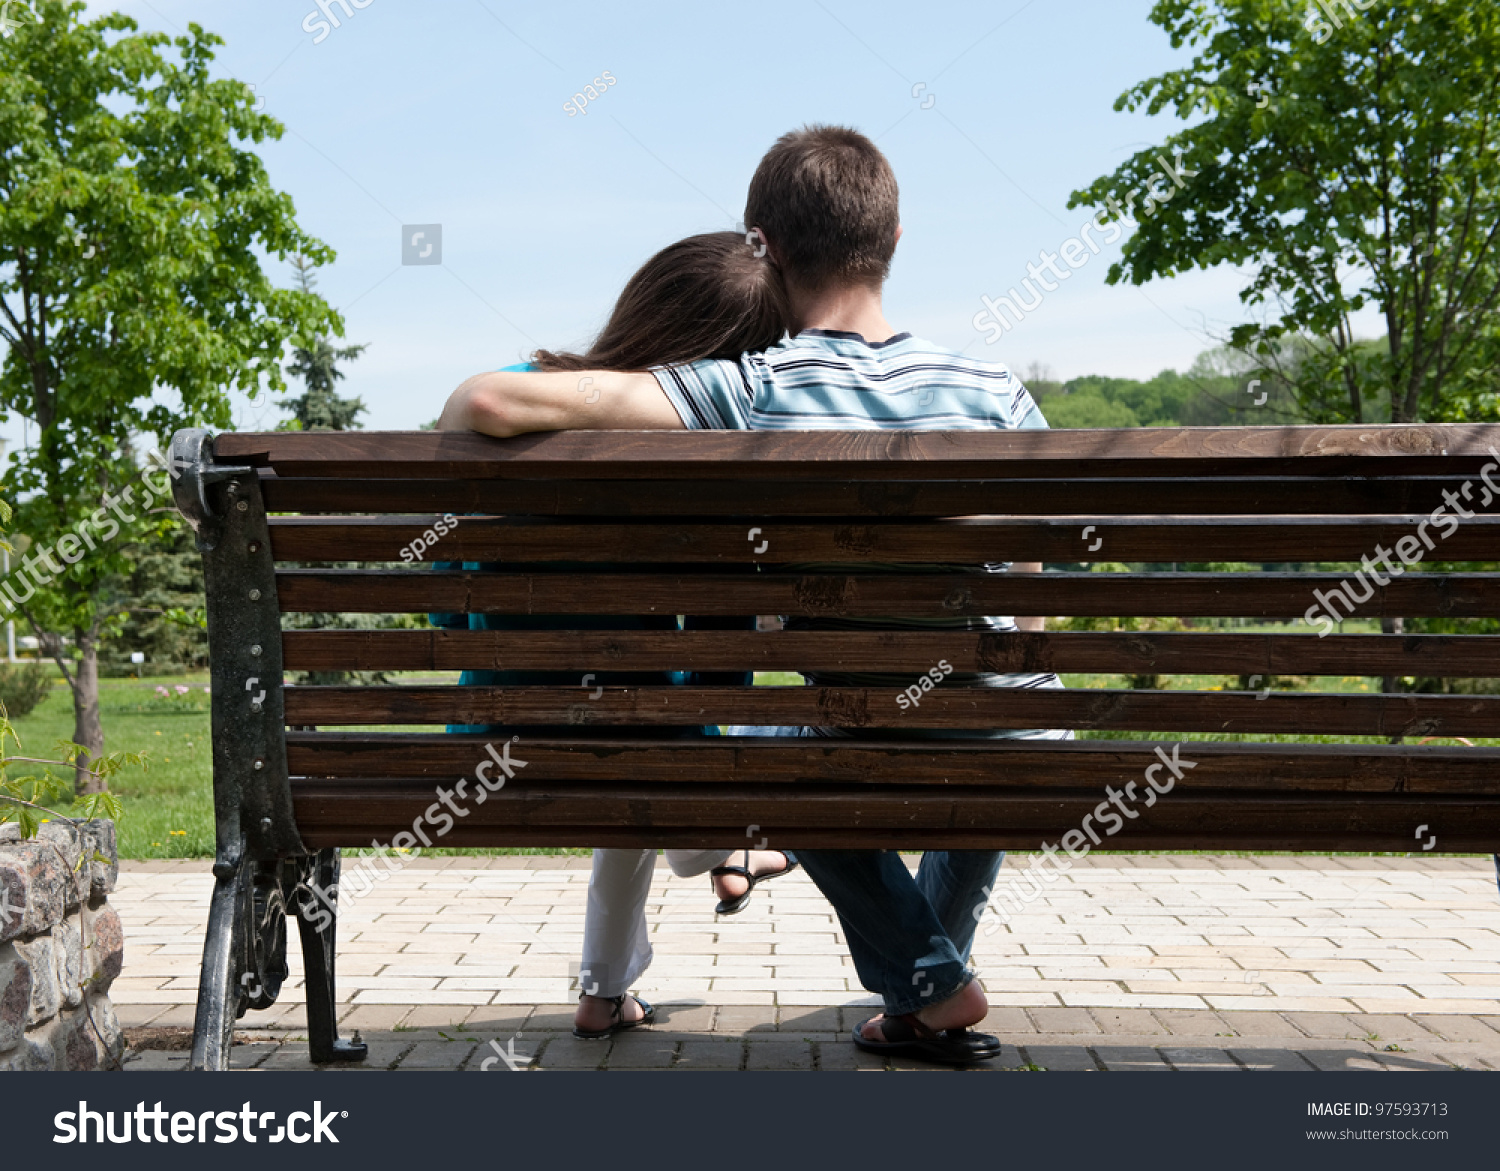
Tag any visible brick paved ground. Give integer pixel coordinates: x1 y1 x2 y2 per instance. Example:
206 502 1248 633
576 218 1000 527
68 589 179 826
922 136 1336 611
112 854 1500 1071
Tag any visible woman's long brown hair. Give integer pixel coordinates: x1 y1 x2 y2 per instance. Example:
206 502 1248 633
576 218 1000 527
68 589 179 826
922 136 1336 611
532 231 790 372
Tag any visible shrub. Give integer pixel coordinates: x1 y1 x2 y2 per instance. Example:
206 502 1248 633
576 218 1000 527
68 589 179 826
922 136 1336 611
0 661 55 719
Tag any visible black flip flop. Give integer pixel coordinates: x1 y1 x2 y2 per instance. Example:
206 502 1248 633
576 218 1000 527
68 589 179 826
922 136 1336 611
572 993 656 1040
711 850 800 915
851 1013 1001 1066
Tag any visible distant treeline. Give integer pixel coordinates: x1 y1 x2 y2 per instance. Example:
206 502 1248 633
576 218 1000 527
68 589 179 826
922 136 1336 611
1022 347 1301 429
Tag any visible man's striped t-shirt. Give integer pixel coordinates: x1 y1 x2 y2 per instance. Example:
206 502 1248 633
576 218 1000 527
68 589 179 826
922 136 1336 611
651 328 1069 741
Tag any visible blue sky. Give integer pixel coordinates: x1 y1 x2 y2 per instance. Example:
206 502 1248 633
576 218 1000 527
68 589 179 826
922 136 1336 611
47 0 1290 434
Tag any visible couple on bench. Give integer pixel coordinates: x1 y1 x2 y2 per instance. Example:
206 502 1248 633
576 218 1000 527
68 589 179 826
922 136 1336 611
435 126 1068 1065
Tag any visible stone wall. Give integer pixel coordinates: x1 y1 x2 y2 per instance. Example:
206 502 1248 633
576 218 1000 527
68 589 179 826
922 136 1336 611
0 819 125 1071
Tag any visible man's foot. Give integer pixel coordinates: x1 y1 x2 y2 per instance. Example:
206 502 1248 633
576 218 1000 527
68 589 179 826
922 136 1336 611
710 849 795 912
856 976 988 1043
852 980 998 1065
573 992 650 1037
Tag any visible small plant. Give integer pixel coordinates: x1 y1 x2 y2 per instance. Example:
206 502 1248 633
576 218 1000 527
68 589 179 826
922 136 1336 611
0 661 55 719
0 707 139 837
123 683 210 715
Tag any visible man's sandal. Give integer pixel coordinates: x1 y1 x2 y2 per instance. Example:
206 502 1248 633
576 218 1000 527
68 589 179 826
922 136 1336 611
710 849 799 915
851 1013 1002 1066
572 993 656 1040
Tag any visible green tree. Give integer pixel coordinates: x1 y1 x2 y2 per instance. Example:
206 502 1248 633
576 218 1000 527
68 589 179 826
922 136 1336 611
281 256 367 432
1037 391 1141 430
0 3 340 790
1070 0 1500 424
100 519 208 676
1028 347 1276 428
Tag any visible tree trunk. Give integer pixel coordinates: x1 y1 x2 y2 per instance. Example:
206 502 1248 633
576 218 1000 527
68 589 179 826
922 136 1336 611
71 624 105 795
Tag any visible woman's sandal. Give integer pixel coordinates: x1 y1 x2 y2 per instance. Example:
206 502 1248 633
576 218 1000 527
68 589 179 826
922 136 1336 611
710 849 799 915
572 992 656 1040
851 1013 1002 1066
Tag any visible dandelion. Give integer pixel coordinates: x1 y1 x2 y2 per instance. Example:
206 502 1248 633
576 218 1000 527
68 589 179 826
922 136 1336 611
169 830 186 836
151 842 161 848
154 730 162 736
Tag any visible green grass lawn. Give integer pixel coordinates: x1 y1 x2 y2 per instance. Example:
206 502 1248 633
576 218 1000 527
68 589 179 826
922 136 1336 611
7 672 215 861
5 659 1482 861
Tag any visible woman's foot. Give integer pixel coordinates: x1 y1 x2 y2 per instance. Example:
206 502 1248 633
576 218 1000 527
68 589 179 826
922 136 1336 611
856 976 988 1044
710 849 794 910
573 992 650 1037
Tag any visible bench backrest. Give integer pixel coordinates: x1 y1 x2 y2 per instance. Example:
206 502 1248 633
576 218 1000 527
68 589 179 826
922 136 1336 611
169 424 1500 863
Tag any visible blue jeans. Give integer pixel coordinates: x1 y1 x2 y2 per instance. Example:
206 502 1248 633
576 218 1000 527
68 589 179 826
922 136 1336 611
796 847 1004 1016
726 725 1005 1016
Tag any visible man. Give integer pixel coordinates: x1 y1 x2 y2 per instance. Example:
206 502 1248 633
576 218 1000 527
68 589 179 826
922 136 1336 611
441 125 1064 1063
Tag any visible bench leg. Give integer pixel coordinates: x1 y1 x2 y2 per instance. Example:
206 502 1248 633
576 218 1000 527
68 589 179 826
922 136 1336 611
295 848 367 1064
189 854 250 1071
189 848 296 1070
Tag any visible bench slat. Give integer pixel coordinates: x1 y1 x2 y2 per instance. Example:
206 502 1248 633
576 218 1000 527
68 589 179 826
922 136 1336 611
291 822 1498 852
281 684 1500 737
266 517 1500 563
288 781 1500 852
283 734 1500 793
279 630 1500 677
275 569 1500 619
217 425 1500 480
260 475 1500 517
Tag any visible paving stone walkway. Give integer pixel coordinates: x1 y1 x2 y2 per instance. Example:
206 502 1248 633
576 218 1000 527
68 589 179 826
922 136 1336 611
112 854 1500 1071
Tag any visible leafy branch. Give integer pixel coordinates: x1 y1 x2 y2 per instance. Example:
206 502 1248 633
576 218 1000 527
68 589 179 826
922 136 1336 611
0 707 138 840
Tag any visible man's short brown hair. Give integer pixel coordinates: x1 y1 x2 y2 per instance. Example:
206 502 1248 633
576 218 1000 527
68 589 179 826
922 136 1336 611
744 125 899 292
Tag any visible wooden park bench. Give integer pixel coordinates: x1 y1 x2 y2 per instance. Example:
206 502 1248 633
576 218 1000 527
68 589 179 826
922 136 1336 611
167 423 1500 1070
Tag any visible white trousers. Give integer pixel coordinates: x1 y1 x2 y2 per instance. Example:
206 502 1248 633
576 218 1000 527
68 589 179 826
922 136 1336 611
579 848 733 998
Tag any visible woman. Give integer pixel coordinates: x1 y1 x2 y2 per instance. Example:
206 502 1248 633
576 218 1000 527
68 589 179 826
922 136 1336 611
431 232 799 1040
